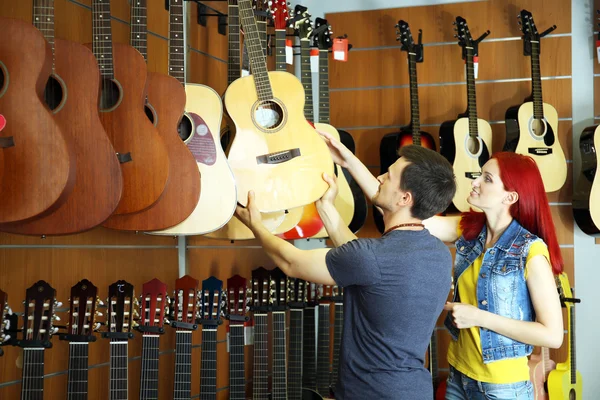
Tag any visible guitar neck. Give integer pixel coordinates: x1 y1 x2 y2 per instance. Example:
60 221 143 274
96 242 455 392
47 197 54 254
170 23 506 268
130 0 148 61
272 311 288 400
229 324 246 400
274 29 288 72
331 302 344 386
569 302 577 385
300 40 314 121
67 343 90 400
21 348 45 400
252 313 269 399
169 0 186 85
139 335 160 400
530 42 544 119
317 303 331 395
429 330 439 389
407 53 422 141
109 339 129 400
227 0 241 85
200 327 218 399
465 48 479 139
91 0 116 79
318 50 330 125
288 309 304 400
32 0 55 72
173 330 193 400
302 306 317 390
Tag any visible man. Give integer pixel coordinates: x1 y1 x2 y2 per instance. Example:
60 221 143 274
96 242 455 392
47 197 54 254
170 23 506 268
236 133 456 399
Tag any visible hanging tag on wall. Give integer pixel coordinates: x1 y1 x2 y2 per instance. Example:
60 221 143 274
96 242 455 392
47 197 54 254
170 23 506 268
596 40 600 63
333 37 348 61
286 39 294 65
310 48 320 73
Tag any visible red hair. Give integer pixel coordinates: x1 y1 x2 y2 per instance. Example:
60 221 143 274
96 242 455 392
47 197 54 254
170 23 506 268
459 152 563 275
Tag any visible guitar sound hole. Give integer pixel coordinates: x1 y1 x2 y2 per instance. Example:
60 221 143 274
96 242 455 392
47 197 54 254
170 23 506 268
569 389 576 400
99 78 121 110
144 103 156 125
0 64 5 95
531 118 546 138
254 100 284 130
467 137 481 157
178 114 193 142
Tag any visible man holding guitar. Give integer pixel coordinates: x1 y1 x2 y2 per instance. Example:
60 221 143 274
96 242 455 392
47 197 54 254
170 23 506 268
236 140 456 399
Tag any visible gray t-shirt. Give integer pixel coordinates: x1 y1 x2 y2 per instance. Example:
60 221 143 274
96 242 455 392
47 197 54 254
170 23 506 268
325 229 452 400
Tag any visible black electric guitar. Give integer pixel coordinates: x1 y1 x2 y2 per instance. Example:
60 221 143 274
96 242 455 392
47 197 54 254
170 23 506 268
137 279 168 400
170 275 200 400
573 123 600 236
60 279 101 400
226 275 250 400
375 20 436 231
17 281 59 400
251 267 273 399
102 280 137 400
439 16 492 213
270 268 289 400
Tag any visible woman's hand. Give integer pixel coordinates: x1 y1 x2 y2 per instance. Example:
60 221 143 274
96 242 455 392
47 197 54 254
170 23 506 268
444 302 484 329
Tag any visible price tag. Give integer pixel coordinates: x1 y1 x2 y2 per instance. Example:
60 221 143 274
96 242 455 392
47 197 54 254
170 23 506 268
596 40 600 63
464 56 479 79
286 39 293 65
310 48 319 73
333 37 348 62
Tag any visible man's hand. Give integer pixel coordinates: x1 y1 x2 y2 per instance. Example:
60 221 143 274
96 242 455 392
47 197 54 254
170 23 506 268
317 130 354 168
444 302 484 329
235 190 264 233
316 172 338 209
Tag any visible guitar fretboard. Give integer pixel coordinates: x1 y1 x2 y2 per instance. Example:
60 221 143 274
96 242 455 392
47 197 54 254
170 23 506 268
331 302 344 387
200 327 218 399
252 313 269 399
408 52 422 142
32 0 55 73
229 324 246 400
91 0 115 79
464 47 479 139
227 0 241 85
21 348 45 400
302 306 317 390
530 41 545 120
139 335 160 400
275 29 288 72
288 309 304 400
317 303 331 396
429 330 439 389
300 39 314 121
173 331 193 400
272 311 288 400
318 50 331 125
109 339 129 400
130 0 148 61
569 296 576 385
68 343 89 400
169 0 186 85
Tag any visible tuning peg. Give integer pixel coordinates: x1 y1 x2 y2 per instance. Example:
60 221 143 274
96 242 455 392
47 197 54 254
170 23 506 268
164 318 171 325
94 322 101 331
54 301 63 308
96 299 105 307
453 34 458 38
52 315 60 321
452 21 456 25
51 327 59 335
96 311 103 317
132 321 139 328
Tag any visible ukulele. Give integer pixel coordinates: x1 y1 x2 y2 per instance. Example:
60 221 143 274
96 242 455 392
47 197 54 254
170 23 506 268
528 347 556 400
303 282 319 391
225 275 250 400
103 0 201 231
504 10 567 193
102 280 137 400
547 273 583 399
224 0 334 212
375 20 436 232
60 280 101 400
170 275 200 400
0 17 73 224
572 124 600 235
0 0 122 235
88 0 170 216
250 267 274 399
16 281 59 399
0 288 12 357
439 16 492 213
136 279 168 400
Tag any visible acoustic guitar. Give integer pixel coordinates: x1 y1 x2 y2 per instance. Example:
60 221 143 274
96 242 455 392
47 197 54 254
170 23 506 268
0 17 73 224
504 10 566 193
439 17 492 213
0 288 11 357
548 273 583 400
529 347 556 400
0 0 122 235
375 20 436 232
251 267 274 399
103 0 201 231
199 276 225 400
225 0 333 212
572 124 600 236
225 275 250 400
88 0 170 216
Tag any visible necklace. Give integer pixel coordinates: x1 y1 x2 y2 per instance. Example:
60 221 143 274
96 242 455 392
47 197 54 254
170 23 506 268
382 223 425 236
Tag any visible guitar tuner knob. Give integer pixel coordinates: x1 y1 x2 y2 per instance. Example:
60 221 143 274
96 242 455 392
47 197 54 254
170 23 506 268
55 301 63 308
51 327 59 335
52 315 60 321
96 311 103 317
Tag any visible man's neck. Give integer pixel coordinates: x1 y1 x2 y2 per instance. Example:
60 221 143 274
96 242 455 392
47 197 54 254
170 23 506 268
383 211 423 233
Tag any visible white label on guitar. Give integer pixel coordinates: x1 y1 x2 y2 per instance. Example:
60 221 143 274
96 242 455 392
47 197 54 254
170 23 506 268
310 49 319 73
196 124 208 136
596 40 600 63
286 39 294 65
245 325 253 345
474 56 479 79
333 50 345 61
226 331 230 352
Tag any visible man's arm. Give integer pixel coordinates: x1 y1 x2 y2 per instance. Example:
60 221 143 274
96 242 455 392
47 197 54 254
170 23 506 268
315 173 357 247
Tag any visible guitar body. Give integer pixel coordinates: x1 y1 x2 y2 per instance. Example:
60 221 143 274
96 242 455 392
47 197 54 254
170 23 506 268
86 42 170 216
304 388 325 400
205 208 302 240
225 71 334 211
547 368 583 400
439 117 492 213
104 72 200 231
528 352 556 400
435 381 447 400
572 125 600 236
504 102 566 192
1 37 122 235
375 127 437 232
338 130 368 233
0 17 74 223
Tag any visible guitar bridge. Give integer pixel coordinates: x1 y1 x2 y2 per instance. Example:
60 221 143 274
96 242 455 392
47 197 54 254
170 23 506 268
465 172 481 179
528 148 553 156
256 148 301 165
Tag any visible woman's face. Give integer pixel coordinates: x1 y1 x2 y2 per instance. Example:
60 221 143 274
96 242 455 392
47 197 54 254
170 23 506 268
467 159 514 211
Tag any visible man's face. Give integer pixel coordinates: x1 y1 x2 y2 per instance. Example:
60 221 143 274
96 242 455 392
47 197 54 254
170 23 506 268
372 157 409 212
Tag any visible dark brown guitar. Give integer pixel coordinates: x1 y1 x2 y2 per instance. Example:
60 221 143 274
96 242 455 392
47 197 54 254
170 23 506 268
0 0 123 235
88 0 170 216
103 0 200 231
0 17 74 224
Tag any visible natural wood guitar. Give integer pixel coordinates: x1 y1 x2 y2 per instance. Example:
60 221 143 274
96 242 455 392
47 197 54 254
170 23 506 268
0 17 74 224
529 347 556 400
439 17 492 213
504 10 566 193
224 0 333 212
572 125 600 236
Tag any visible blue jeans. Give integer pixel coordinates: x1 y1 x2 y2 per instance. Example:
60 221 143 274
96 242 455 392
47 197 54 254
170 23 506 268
445 366 533 400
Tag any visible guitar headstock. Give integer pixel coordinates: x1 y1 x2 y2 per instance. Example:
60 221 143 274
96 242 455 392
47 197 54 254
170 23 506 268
106 280 136 336
172 275 199 330
518 9 555 55
306 282 320 306
314 17 333 50
270 267 288 311
251 267 273 312
199 277 224 325
0 289 12 348
556 272 574 305
319 284 334 302
252 0 269 22
66 279 100 339
268 0 290 30
286 278 307 307
138 278 168 334
21 281 59 346
292 5 313 41
226 275 250 324
454 16 489 58
395 20 417 53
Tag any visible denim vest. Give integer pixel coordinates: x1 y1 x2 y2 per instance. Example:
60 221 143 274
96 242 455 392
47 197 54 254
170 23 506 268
444 218 540 364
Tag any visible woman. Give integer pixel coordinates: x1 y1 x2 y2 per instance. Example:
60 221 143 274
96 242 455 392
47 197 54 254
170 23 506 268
424 152 564 400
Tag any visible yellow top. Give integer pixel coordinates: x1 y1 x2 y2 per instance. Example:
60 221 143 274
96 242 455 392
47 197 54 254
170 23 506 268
447 236 549 384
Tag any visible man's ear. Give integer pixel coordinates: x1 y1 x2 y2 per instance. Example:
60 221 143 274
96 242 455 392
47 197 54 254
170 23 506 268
397 190 413 208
